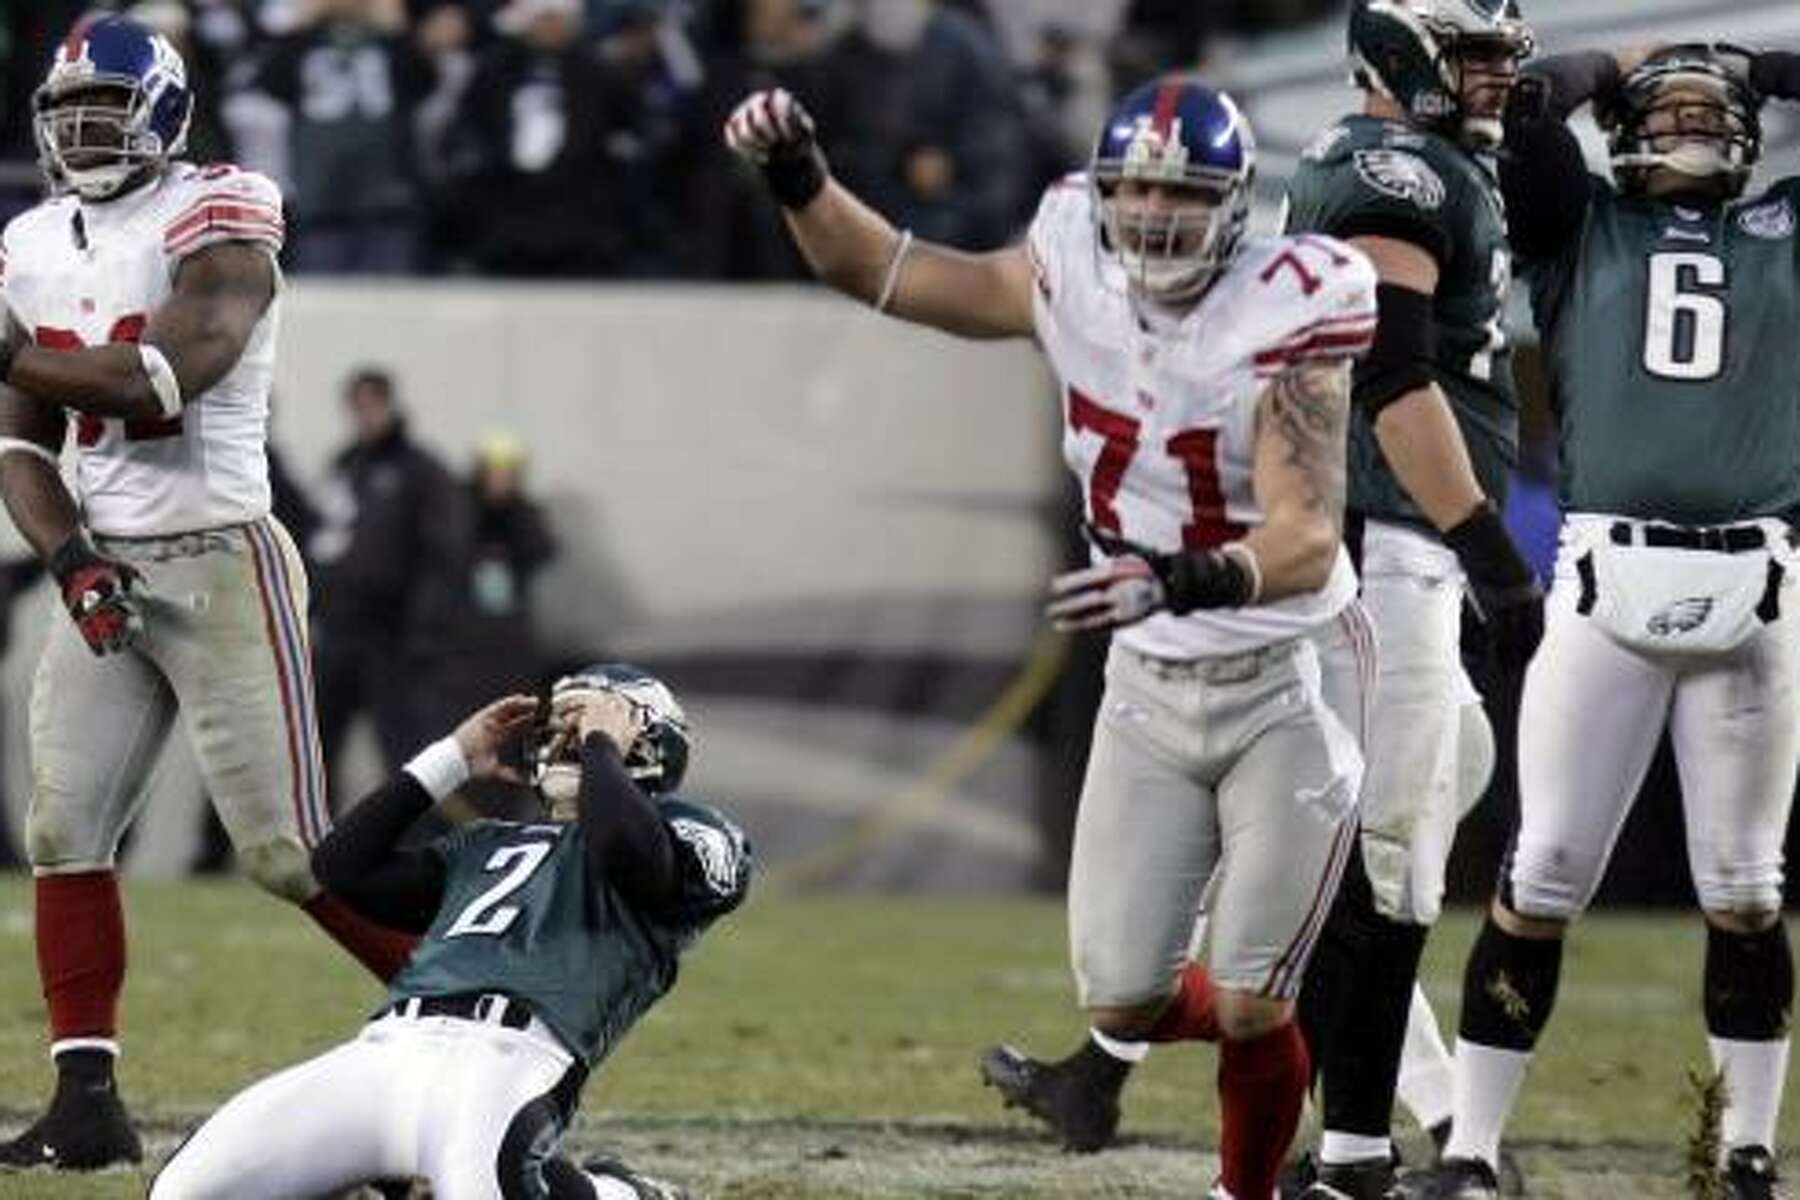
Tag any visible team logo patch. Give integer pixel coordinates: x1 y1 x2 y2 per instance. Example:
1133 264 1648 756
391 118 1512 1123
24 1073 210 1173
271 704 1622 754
1353 150 1446 211
670 817 742 896
1646 597 1714 637
1738 199 1796 240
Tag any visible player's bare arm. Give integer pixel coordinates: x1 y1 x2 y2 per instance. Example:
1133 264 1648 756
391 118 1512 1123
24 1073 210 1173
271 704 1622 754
1241 359 1351 598
1351 235 1488 531
726 89 1035 340
0 240 275 422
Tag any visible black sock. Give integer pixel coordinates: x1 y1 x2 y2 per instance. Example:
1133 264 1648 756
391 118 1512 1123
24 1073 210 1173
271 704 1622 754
1457 912 1564 1052
1705 921 1794 1041
53 1047 116 1092
1073 1035 1136 1091
1301 851 1430 1141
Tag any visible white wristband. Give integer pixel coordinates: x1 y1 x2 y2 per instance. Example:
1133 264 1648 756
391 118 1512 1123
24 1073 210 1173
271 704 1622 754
137 344 183 419
875 229 914 314
0 437 60 471
402 736 471 801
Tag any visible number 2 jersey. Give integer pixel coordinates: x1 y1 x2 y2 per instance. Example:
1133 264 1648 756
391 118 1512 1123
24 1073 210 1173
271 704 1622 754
1524 177 1800 524
1028 176 1378 658
385 797 752 1070
0 162 285 538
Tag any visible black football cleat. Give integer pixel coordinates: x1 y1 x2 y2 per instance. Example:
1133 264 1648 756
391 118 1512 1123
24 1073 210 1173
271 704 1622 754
1724 1145 1789 1200
979 1041 1127 1153
581 1154 691 1200
1400 1156 1499 1200
0 1078 142 1171
1299 1156 1404 1199
1424 1122 1525 1196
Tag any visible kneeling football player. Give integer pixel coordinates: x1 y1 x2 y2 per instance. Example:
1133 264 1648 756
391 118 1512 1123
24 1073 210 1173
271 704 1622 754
150 665 751 1200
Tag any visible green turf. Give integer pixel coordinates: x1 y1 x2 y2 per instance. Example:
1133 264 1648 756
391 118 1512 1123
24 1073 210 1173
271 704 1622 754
0 877 1789 1197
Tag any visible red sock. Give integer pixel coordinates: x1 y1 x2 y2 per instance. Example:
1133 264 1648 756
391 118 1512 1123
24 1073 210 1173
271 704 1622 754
1218 1020 1310 1200
303 893 418 982
36 872 126 1043
1148 962 1223 1043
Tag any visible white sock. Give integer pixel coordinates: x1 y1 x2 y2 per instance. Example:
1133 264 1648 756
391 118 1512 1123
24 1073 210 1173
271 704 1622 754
1442 1039 1533 1170
1711 1035 1791 1153
1090 1027 1150 1063
584 1175 641 1200
1319 1130 1391 1166
1397 981 1455 1134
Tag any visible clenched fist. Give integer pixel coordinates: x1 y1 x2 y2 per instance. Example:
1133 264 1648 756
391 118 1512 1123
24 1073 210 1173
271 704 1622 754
725 88 830 210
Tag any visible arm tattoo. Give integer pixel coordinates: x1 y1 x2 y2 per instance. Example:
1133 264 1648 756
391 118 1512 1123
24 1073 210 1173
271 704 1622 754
1264 362 1349 526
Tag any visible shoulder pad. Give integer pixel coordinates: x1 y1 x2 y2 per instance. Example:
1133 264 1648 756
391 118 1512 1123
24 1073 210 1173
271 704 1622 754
163 164 286 260
1351 148 1448 213
1237 235 1379 372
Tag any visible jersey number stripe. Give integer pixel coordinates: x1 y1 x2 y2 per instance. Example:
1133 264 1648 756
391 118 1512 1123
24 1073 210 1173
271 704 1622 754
443 841 555 939
1068 388 1247 550
1643 251 1727 382
36 315 185 446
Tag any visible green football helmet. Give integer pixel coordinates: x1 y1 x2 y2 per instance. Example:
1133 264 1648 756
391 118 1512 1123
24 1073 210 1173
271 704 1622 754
533 663 692 800
1349 0 1534 150
1602 44 1762 199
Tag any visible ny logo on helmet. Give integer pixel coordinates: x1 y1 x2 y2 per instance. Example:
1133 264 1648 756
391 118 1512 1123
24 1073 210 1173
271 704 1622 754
1122 116 1190 182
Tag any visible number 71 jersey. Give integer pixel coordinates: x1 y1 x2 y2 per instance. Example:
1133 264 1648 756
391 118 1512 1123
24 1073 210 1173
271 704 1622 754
0 163 285 538
1526 176 1800 524
1027 177 1378 657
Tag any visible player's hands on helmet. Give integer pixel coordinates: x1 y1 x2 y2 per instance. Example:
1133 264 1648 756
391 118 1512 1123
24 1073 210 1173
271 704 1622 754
48 536 141 656
551 682 646 757
452 694 538 783
725 89 830 209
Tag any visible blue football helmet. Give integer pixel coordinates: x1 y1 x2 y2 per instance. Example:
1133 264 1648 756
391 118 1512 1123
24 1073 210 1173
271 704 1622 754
536 663 692 797
1091 77 1255 303
34 15 193 201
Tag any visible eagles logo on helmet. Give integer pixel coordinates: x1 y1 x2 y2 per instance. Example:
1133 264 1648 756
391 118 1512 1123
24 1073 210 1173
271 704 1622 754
33 14 193 201
1090 77 1256 303
1348 0 1534 150
1602 43 1763 199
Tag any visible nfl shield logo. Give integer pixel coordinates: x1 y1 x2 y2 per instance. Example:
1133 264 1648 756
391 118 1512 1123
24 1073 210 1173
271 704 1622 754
1738 200 1796 241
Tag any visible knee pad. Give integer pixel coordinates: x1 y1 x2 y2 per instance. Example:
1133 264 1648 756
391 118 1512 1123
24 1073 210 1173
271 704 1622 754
24 791 114 871
236 838 319 904
1455 702 1496 821
1500 838 1602 922
1706 922 1794 1041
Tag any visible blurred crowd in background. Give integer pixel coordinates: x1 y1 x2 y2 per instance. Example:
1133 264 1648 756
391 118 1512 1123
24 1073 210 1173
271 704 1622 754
0 0 1337 277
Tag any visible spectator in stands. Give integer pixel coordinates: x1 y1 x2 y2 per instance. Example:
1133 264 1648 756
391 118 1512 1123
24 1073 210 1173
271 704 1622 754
249 0 436 273
1017 23 1104 199
1108 0 1225 86
438 0 632 274
309 367 470 806
441 432 560 714
859 0 1025 250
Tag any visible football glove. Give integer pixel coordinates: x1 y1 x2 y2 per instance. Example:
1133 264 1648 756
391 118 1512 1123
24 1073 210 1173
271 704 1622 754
725 88 830 210
1445 500 1543 678
1048 525 1255 632
48 535 142 656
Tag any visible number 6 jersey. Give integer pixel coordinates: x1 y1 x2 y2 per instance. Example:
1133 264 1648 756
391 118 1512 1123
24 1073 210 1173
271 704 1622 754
0 162 285 538
1028 176 1379 658
1524 176 1800 524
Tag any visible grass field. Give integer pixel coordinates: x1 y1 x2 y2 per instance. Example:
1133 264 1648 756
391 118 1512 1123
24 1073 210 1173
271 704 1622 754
0 877 1791 1197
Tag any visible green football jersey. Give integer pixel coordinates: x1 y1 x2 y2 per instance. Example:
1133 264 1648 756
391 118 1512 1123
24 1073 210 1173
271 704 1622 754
1526 177 1800 523
384 797 751 1068
1286 116 1519 526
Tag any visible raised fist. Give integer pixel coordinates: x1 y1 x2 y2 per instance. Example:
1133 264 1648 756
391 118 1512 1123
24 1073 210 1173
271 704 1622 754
725 89 829 210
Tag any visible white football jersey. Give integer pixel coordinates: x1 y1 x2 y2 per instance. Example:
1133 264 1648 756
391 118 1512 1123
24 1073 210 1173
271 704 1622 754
0 162 285 538
1028 176 1378 658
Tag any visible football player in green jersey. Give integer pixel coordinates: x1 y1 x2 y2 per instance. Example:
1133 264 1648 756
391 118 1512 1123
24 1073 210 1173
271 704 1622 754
1410 43 1800 1200
150 665 751 1200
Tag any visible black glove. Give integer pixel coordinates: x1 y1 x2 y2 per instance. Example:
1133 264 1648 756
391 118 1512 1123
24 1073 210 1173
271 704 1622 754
1075 525 1254 618
1444 501 1543 678
724 88 830 211
48 535 142 656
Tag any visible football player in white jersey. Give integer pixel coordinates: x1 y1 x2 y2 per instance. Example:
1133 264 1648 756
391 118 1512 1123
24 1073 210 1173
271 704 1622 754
0 15 418 1171
729 77 1380 1200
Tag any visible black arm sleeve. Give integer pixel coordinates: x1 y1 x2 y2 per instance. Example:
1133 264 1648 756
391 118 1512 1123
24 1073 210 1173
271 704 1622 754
1527 51 1619 119
577 734 680 912
1501 58 1605 262
310 774 448 934
1752 51 1800 102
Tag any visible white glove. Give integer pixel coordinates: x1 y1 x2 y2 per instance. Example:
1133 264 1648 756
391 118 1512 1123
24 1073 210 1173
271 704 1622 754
1045 556 1168 633
724 88 817 166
